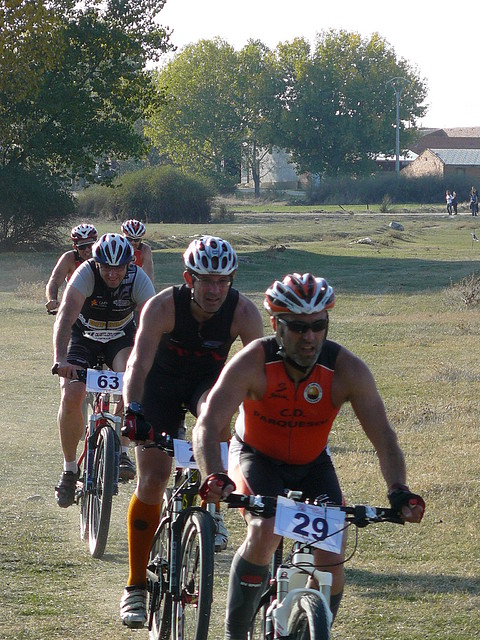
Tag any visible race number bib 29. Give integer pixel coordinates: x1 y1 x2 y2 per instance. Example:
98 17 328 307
274 495 346 554
86 369 123 393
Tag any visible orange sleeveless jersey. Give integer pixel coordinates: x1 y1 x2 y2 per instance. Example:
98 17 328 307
235 337 341 465
133 246 143 267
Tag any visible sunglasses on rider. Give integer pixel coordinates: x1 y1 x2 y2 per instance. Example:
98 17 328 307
76 242 94 249
277 317 328 334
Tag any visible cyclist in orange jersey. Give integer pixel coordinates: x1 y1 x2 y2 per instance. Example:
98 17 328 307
193 273 425 640
45 224 98 314
121 219 154 284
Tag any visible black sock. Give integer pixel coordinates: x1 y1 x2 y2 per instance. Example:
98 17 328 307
225 553 270 640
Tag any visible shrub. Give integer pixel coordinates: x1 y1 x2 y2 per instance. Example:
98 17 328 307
0 164 75 251
77 166 216 223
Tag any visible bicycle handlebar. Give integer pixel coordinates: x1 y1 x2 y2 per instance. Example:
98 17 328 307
224 493 404 526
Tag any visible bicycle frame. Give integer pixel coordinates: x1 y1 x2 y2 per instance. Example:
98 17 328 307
265 542 333 638
78 389 121 495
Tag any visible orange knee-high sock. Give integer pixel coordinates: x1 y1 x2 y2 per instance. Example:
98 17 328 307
127 494 161 587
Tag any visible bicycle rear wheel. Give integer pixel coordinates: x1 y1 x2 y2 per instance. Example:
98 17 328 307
173 510 215 640
88 426 115 559
287 593 330 640
148 502 171 640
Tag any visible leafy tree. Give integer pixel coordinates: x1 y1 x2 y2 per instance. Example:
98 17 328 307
147 38 240 192
0 0 172 249
235 40 284 196
273 31 427 177
1 0 172 180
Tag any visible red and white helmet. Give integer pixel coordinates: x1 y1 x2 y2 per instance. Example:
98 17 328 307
121 219 146 239
183 235 238 275
71 224 98 244
264 273 335 316
92 233 134 266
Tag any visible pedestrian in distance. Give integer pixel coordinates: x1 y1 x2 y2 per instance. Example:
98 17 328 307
446 190 453 215
119 235 264 629
51 233 155 506
451 190 458 215
193 272 425 640
470 187 479 216
45 224 98 314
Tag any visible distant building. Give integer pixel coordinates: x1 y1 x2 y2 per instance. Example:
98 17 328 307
402 148 480 181
410 127 480 154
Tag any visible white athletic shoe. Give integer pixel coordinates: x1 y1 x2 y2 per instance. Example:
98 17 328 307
120 585 147 628
214 511 229 552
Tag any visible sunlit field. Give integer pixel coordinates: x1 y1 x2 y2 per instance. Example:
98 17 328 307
1 207 479 639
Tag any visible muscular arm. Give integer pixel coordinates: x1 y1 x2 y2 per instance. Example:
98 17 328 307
193 340 265 488
45 252 75 311
141 244 155 284
334 348 407 489
52 285 86 378
122 289 174 405
232 293 264 346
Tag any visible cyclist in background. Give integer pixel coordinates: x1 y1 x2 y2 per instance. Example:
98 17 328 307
119 235 264 628
52 234 155 505
193 273 425 640
121 219 154 284
45 224 98 314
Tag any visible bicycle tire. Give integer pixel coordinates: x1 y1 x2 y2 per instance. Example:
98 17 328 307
148 502 171 640
79 469 89 541
287 593 330 640
88 426 115 559
173 510 215 640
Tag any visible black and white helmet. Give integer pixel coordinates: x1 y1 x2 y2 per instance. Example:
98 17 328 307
183 235 238 275
264 273 335 316
92 233 134 266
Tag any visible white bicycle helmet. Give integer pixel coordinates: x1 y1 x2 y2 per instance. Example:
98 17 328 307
183 235 238 275
121 219 146 239
92 233 134 266
264 273 335 316
71 223 98 243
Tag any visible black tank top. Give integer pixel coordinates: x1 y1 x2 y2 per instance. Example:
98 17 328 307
153 284 239 376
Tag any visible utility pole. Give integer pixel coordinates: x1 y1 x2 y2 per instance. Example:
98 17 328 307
386 77 407 174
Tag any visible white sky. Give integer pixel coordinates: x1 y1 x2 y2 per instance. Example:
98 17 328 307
157 0 480 129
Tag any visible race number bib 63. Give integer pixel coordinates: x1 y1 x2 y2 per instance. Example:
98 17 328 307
85 369 123 393
274 495 346 554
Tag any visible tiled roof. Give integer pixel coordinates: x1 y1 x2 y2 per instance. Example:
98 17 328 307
431 149 480 165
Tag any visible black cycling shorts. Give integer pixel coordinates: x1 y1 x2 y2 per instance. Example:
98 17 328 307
142 365 219 437
229 435 343 506
67 325 136 370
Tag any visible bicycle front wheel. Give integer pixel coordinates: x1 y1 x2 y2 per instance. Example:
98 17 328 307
173 510 215 640
148 509 171 640
88 426 115 559
287 593 330 640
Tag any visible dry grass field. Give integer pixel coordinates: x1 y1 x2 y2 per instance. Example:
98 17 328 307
1 208 480 639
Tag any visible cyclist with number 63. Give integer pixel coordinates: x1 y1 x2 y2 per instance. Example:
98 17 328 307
193 273 425 640
119 235 264 629
52 233 155 507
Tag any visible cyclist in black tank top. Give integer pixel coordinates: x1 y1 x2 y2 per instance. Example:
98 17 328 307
119 236 264 628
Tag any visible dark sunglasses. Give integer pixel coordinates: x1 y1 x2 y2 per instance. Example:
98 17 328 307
76 242 94 249
126 237 141 242
277 317 328 334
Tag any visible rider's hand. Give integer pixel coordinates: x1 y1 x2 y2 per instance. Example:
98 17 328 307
199 472 236 502
51 361 81 380
45 300 59 314
388 484 425 523
122 411 154 443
